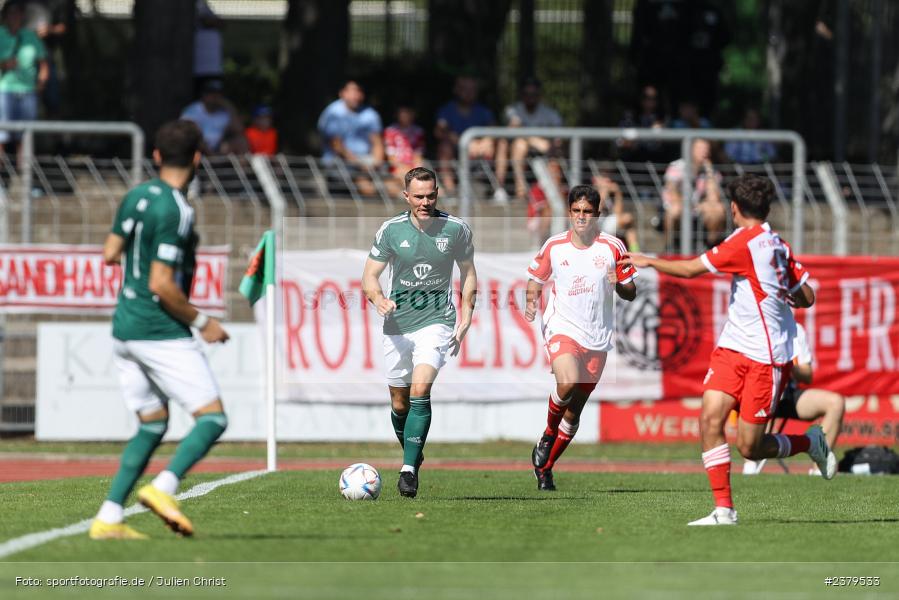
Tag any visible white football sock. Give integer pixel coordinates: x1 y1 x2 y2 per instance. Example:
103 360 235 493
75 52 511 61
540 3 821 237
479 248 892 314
400 464 416 474
96 500 124 524
152 470 179 495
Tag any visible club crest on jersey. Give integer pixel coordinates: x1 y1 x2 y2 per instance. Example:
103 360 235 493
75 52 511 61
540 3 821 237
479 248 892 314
413 263 433 279
593 255 608 269
435 237 449 253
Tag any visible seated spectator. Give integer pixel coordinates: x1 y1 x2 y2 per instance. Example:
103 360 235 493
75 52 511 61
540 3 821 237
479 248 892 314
725 108 777 164
593 172 640 251
384 103 425 197
180 79 247 155
317 80 385 197
670 99 712 129
434 75 495 196
0 0 47 163
662 138 725 249
527 157 566 247
617 84 667 163
494 77 563 203
246 105 278 156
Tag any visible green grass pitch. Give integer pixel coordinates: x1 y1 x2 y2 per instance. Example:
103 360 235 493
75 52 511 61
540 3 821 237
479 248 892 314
2 443 899 598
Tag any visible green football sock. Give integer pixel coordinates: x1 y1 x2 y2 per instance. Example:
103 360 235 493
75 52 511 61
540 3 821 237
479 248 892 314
166 413 228 479
107 419 167 505
391 408 408 447
402 396 431 469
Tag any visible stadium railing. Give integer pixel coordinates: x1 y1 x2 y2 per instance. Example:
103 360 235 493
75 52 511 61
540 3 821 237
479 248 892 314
1 150 897 433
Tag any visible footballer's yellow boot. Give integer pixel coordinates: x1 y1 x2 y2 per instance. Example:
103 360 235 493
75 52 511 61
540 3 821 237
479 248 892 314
89 519 148 540
137 485 194 536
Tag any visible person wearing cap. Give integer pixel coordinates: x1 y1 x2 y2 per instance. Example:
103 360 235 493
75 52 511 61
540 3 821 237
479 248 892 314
493 77 563 204
180 80 246 155
246 105 278 156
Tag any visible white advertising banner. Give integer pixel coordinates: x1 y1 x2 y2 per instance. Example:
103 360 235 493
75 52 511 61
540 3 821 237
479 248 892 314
275 249 661 404
0 244 229 315
36 322 591 442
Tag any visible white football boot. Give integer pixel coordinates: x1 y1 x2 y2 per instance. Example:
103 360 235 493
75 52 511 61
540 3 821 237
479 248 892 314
688 506 738 526
805 424 837 480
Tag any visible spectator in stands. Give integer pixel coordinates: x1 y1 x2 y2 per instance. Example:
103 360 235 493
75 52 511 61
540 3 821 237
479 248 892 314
245 105 278 156
0 0 47 163
384 103 425 197
194 0 225 93
593 172 640 252
670 99 712 129
725 108 777 164
318 80 385 197
494 77 563 204
180 79 246 155
526 157 565 247
617 84 667 163
662 138 725 249
22 0 66 119
434 75 495 196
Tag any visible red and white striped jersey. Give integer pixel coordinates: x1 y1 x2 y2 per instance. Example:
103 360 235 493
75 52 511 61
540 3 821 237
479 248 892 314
700 222 809 365
527 230 637 351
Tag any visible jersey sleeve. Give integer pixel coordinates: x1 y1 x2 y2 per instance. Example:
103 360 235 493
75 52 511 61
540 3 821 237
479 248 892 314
149 203 184 267
700 233 749 275
783 241 810 293
527 242 553 284
368 221 394 263
614 245 637 284
454 221 474 262
792 324 813 365
110 192 135 237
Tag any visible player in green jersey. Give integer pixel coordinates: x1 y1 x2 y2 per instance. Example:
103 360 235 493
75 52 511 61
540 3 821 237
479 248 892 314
362 167 477 498
89 120 230 540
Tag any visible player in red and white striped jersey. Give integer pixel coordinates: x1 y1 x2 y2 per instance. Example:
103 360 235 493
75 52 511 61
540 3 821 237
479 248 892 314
623 174 835 526
525 184 638 491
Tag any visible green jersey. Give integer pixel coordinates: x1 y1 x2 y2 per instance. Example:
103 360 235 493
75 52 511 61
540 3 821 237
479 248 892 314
111 178 198 341
369 210 474 335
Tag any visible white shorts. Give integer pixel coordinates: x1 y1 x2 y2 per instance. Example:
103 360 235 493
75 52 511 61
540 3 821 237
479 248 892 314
113 337 221 416
382 323 454 387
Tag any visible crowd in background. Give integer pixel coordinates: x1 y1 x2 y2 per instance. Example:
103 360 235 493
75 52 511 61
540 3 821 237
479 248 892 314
0 0 779 252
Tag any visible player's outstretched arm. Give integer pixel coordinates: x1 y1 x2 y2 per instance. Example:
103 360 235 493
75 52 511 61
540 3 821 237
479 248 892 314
103 233 125 265
449 258 477 357
621 253 708 279
362 257 397 317
524 279 543 322
148 261 229 344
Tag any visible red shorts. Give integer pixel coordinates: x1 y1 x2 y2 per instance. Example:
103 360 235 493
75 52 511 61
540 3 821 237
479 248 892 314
703 347 792 425
546 334 607 394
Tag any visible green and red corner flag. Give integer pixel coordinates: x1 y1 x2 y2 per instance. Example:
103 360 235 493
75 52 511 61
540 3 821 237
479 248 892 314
239 230 275 306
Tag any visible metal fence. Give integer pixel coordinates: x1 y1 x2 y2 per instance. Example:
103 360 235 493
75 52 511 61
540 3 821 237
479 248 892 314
1 150 898 433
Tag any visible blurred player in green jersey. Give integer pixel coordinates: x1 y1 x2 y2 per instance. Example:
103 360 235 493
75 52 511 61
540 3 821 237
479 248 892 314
90 120 229 540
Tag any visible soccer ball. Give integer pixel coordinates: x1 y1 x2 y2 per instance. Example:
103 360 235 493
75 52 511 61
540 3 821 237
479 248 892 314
338 463 382 500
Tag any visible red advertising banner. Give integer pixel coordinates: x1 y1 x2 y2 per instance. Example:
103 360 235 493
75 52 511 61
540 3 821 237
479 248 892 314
601 395 899 447
0 244 229 315
653 255 899 399
605 255 899 445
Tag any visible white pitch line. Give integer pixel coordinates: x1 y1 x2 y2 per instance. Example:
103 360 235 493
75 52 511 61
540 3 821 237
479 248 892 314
0 469 267 559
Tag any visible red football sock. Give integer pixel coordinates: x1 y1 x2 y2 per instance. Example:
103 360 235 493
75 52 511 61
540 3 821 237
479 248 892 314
543 390 569 437
772 433 810 458
702 443 733 509
543 419 578 470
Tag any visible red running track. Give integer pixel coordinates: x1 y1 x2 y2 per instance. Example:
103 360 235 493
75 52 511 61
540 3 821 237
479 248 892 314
0 455 707 483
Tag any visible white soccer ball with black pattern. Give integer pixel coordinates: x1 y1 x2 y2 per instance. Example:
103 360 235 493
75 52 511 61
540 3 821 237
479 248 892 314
338 463 382 500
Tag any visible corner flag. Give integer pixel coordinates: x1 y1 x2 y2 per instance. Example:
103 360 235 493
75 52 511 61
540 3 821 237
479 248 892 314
239 229 278 472
239 230 275 305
